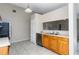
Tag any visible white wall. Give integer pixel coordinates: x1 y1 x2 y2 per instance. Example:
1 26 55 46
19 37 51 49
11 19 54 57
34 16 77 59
0 3 31 43
41 5 68 22
69 4 77 54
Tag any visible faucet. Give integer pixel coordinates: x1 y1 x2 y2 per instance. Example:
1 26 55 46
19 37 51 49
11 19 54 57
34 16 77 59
55 32 59 35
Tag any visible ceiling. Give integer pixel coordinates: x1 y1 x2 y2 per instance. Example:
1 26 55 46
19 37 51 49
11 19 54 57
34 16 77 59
11 3 67 14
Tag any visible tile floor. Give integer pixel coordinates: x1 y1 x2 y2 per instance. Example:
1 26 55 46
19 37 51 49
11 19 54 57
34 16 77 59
9 40 57 55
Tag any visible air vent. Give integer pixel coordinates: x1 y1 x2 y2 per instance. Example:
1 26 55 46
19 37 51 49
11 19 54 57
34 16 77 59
12 9 16 13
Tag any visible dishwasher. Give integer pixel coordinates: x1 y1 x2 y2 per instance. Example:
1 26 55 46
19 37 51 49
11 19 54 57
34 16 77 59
36 33 42 47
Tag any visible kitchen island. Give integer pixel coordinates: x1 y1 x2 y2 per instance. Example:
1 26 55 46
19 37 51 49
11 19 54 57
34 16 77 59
0 37 10 55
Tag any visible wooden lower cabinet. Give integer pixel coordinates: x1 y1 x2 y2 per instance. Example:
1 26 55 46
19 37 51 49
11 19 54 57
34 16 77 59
42 34 69 55
42 35 49 49
49 36 58 52
0 46 9 55
57 38 69 55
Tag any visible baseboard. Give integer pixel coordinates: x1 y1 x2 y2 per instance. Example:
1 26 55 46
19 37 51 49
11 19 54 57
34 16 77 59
10 39 30 44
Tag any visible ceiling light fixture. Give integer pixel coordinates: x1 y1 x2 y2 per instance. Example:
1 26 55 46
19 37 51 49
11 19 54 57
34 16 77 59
25 3 32 13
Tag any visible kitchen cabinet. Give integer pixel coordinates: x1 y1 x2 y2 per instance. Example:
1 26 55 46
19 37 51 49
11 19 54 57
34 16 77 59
49 36 58 52
42 35 49 49
42 34 69 55
58 37 69 55
0 46 9 55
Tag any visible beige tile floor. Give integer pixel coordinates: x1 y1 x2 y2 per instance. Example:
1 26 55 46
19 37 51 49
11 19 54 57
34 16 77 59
9 40 57 55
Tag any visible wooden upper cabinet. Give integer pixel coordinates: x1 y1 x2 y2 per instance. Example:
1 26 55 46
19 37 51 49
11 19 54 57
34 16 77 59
58 37 69 55
49 36 58 52
42 35 49 49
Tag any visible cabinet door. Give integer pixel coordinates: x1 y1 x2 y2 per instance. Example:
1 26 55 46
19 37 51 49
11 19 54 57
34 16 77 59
49 36 58 52
42 35 49 49
58 38 69 55
0 46 9 55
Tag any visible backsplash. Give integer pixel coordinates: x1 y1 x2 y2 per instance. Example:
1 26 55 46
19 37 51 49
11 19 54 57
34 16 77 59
43 19 68 30
42 30 69 36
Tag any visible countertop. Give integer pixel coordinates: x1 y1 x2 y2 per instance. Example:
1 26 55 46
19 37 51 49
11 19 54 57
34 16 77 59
0 37 10 47
38 33 69 38
43 34 68 38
